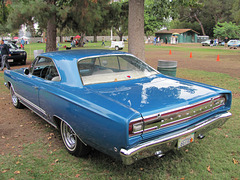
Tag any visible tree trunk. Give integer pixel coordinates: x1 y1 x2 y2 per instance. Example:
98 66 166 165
94 34 97 42
79 33 85 47
46 14 57 52
46 0 57 52
194 13 206 36
128 0 145 61
116 31 123 41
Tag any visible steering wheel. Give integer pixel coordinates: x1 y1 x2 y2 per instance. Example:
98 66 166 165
40 66 49 78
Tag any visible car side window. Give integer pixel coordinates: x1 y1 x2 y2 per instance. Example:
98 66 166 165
31 57 60 81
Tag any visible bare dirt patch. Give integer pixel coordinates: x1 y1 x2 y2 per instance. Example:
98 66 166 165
145 50 240 78
0 48 239 155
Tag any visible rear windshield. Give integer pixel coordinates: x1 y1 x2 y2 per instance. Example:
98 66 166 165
78 55 158 85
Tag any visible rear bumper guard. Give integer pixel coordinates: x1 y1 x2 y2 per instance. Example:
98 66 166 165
120 112 231 165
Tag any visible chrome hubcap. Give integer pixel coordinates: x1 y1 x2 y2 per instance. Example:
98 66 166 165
61 122 77 151
10 87 18 106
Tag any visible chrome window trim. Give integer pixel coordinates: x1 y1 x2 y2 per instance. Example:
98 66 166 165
77 54 159 85
30 56 62 81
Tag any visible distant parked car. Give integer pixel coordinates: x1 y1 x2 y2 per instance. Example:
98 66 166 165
227 40 240 48
110 41 124 50
0 42 27 66
201 40 211 46
219 41 225 46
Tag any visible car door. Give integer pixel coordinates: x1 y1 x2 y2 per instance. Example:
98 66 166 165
17 57 56 119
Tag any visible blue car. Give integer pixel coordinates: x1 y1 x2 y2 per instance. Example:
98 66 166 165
4 49 232 165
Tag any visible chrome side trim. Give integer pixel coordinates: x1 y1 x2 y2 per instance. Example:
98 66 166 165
120 112 231 165
18 98 58 129
16 92 47 116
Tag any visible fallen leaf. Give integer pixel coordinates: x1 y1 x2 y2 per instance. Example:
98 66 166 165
2 168 10 173
233 158 239 164
207 165 212 173
16 161 20 164
75 174 81 178
2 136 5 139
55 159 59 163
14 170 21 174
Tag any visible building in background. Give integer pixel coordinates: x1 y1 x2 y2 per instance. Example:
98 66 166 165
155 29 199 44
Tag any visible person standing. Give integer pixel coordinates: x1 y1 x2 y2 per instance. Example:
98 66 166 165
165 37 168 44
0 40 11 71
210 39 214 47
101 37 105 46
20 38 25 49
224 37 229 49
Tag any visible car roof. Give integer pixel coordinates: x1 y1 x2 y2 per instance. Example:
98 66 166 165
40 49 131 62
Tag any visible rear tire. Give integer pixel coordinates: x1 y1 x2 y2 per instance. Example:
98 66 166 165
10 86 24 109
60 121 91 156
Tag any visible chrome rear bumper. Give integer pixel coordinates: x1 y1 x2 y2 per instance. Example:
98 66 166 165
120 112 231 165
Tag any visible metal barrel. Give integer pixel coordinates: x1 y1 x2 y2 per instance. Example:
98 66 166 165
157 60 177 77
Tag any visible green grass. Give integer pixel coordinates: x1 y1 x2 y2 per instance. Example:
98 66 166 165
1 44 240 179
24 41 114 61
24 41 239 62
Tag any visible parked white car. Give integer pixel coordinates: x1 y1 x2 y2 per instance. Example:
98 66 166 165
227 40 240 48
110 41 124 50
201 40 211 46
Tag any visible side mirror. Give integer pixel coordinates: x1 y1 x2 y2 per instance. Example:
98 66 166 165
24 68 29 75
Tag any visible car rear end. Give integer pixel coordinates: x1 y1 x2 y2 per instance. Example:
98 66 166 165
121 92 232 165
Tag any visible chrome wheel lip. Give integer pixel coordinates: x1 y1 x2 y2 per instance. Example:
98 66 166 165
61 121 77 151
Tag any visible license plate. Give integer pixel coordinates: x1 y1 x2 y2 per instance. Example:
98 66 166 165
8 59 14 62
178 133 194 148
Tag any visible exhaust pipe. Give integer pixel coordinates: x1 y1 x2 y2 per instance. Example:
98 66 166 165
198 134 205 139
155 150 165 158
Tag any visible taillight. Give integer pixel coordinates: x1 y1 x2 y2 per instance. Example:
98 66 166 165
129 119 143 137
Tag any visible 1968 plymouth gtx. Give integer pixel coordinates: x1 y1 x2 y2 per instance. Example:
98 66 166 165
4 49 232 165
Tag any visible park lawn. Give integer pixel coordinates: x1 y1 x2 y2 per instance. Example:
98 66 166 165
24 41 240 64
0 44 239 179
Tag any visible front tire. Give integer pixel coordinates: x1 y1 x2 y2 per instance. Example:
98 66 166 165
10 86 24 109
60 121 91 156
